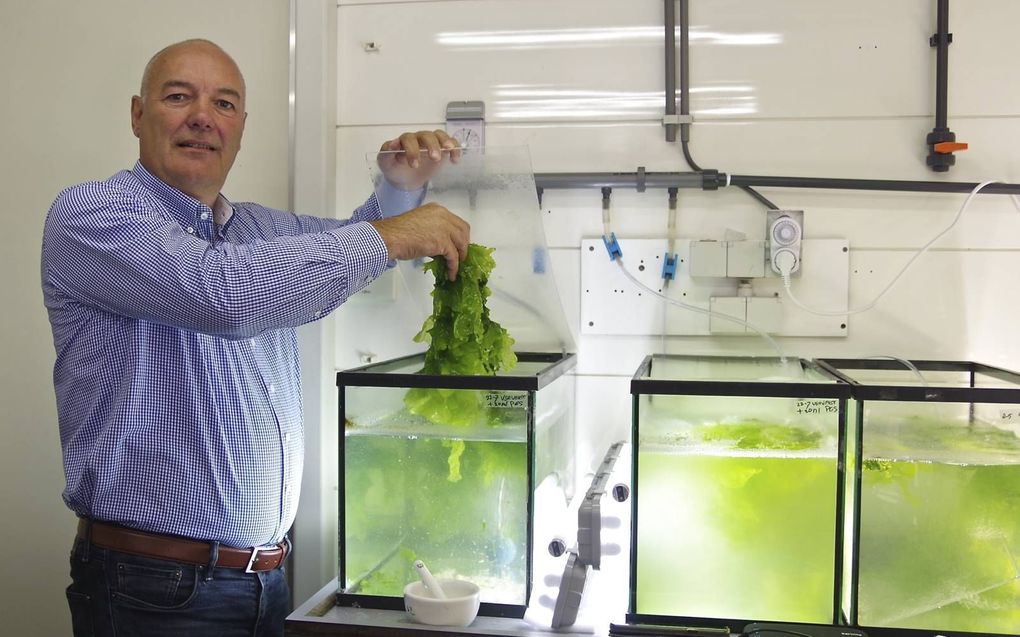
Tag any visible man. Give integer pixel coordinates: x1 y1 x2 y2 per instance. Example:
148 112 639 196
42 39 469 636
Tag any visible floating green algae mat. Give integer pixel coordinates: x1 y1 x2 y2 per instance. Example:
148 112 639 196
699 421 823 451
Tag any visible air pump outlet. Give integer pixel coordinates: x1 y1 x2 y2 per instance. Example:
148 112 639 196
767 210 803 275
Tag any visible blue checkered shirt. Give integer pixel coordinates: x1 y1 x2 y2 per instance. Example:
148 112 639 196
42 162 412 548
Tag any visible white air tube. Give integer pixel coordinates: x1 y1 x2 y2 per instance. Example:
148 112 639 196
614 257 787 362
779 180 1014 316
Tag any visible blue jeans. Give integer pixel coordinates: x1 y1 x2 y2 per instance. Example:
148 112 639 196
66 537 290 637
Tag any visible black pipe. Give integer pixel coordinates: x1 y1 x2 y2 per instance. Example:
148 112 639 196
933 0 950 131
730 174 1020 195
664 0 678 142
535 172 703 190
926 0 956 172
678 0 698 170
533 171 1020 195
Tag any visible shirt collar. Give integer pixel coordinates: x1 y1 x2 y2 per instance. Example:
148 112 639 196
213 194 234 226
130 161 234 228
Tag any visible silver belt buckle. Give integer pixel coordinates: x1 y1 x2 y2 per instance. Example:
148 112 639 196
245 545 273 573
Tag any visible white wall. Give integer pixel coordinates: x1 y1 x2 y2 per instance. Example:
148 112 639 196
0 2 289 634
329 0 1020 536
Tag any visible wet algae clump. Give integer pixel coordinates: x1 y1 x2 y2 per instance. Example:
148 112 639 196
698 421 823 451
404 244 517 428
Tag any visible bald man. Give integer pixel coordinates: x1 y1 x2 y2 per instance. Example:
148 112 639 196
43 39 468 636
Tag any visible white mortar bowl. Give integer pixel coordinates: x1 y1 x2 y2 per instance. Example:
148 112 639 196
403 579 481 627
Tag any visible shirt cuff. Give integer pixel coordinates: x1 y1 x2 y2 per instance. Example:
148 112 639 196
375 178 426 218
325 221 392 295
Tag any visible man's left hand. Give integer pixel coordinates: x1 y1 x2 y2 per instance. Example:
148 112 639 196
377 130 461 190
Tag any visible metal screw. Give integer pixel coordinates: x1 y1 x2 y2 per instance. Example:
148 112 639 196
612 483 630 502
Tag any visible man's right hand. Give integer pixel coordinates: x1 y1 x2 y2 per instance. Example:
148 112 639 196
369 203 470 281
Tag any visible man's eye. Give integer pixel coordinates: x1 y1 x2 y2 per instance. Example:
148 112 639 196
216 100 236 111
165 93 188 103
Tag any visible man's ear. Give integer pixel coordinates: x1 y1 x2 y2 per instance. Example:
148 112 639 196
130 95 143 138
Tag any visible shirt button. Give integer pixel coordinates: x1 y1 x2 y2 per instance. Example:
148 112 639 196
268 384 276 394
186 226 195 234
285 432 292 443
363 275 372 284
314 310 322 318
200 212 209 220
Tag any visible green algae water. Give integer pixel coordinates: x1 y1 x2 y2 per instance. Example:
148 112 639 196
632 366 843 624
343 422 528 604
857 420 1020 633
637 445 837 622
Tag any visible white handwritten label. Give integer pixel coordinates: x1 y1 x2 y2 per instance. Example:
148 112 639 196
485 392 526 409
795 399 839 416
998 409 1020 423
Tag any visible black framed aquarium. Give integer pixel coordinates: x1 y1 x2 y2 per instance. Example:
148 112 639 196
628 354 852 632
331 146 578 620
816 358 1020 637
336 351 576 618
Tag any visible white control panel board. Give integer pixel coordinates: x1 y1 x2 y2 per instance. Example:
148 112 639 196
579 237 849 337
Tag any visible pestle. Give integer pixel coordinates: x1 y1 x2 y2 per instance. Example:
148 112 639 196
413 560 448 599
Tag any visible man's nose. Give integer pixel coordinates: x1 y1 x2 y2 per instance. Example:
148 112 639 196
187 99 215 130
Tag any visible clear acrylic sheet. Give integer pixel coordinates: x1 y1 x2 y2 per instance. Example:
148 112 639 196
368 146 574 354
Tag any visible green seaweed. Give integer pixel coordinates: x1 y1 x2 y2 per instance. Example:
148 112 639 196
404 244 517 427
414 244 516 377
443 439 465 482
697 420 823 450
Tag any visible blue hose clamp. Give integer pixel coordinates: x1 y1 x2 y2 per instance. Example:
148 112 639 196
602 233 623 260
661 252 678 280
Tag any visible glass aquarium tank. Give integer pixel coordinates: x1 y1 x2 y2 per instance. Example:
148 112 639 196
817 358 1020 636
337 351 575 618
628 354 851 630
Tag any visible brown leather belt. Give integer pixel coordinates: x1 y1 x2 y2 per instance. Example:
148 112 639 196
77 519 288 572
